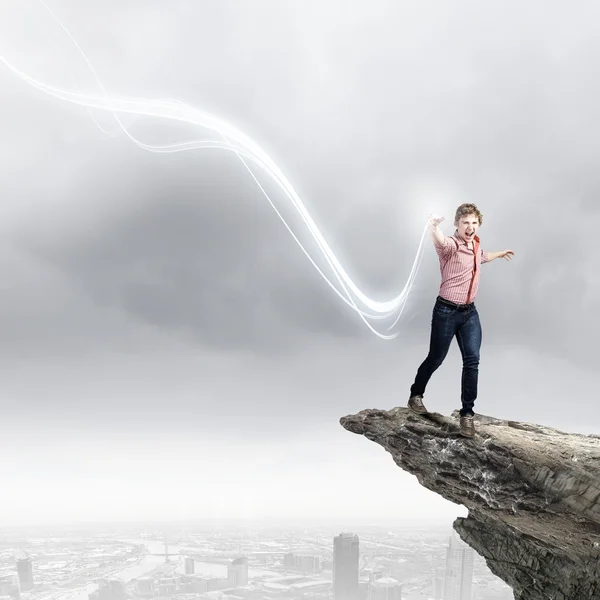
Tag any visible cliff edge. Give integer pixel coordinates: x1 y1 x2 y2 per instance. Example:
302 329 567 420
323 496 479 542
339 407 600 600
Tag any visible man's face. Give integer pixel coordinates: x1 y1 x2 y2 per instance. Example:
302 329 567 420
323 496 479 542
455 213 480 243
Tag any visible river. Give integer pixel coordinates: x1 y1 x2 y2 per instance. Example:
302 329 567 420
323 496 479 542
58 538 227 600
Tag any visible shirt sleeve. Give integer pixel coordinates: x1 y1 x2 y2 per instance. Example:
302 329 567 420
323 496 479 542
481 248 489 264
434 236 459 261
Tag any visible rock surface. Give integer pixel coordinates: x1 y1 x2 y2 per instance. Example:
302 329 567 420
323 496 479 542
339 407 600 600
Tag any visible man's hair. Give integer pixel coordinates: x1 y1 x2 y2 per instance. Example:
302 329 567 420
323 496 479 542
454 203 483 226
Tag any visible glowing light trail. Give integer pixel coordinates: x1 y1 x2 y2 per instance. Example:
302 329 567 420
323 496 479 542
0 1 432 339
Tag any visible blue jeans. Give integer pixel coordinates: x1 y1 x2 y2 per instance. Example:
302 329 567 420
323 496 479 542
410 296 482 416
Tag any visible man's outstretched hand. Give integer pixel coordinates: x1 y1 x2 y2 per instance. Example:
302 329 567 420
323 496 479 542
428 214 445 229
498 249 514 260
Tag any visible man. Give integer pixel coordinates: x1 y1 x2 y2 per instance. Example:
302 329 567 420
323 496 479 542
407 203 514 438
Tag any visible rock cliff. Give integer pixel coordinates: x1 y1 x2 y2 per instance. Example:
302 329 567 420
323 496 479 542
339 407 600 600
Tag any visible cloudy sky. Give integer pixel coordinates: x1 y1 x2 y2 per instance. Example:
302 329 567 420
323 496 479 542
0 0 598 526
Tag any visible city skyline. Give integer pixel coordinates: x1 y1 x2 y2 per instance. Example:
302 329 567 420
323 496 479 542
0 524 513 600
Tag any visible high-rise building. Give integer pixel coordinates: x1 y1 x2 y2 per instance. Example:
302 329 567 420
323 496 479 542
184 556 195 575
431 575 443 600
443 534 474 600
15 555 33 592
333 533 359 600
227 557 248 587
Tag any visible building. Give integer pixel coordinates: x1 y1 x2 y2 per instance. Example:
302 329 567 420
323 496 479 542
88 580 110 600
283 553 295 569
333 533 359 600
109 579 126 600
88 578 125 600
431 575 443 600
16 555 33 592
282 552 322 573
133 577 154 596
295 553 321 574
443 534 474 600
369 576 402 600
185 556 195 574
0 573 20 600
227 557 248 587
157 576 177 596
179 575 208 594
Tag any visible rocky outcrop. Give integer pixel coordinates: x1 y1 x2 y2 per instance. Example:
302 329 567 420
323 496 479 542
339 407 600 600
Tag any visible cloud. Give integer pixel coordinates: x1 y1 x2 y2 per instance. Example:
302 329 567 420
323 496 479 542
0 0 597 465
0 0 598 364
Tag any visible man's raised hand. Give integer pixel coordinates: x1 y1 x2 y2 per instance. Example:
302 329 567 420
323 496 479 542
428 214 445 229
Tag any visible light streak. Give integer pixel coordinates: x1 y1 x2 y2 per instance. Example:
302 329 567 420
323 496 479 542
0 0 433 339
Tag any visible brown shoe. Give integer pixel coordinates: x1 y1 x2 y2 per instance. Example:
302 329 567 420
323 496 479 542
460 414 475 438
408 394 428 414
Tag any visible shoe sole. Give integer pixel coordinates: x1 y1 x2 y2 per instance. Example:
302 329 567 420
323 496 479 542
408 404 428 415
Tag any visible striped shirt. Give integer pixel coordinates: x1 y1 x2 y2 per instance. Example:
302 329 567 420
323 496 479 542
434 231 489 304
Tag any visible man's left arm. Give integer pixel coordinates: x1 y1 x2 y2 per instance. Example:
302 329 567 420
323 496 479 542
482 249 514 263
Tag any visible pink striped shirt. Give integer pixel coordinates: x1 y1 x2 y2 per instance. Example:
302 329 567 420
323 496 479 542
434 232 489 304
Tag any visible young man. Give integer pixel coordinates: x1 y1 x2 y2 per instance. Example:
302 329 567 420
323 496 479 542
407 204 514 438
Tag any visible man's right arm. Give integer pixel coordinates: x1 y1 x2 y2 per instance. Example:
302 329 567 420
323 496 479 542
430 223 445 246
428 215 457 259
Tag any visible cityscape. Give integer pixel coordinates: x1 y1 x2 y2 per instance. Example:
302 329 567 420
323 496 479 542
0 522 513 600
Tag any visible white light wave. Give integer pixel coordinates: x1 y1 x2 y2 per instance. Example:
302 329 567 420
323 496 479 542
0 0 432 339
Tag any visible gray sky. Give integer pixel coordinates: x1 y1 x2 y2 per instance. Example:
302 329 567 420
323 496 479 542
0 0 598 525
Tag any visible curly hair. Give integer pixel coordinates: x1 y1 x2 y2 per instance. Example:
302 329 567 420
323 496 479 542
454 203 483 226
